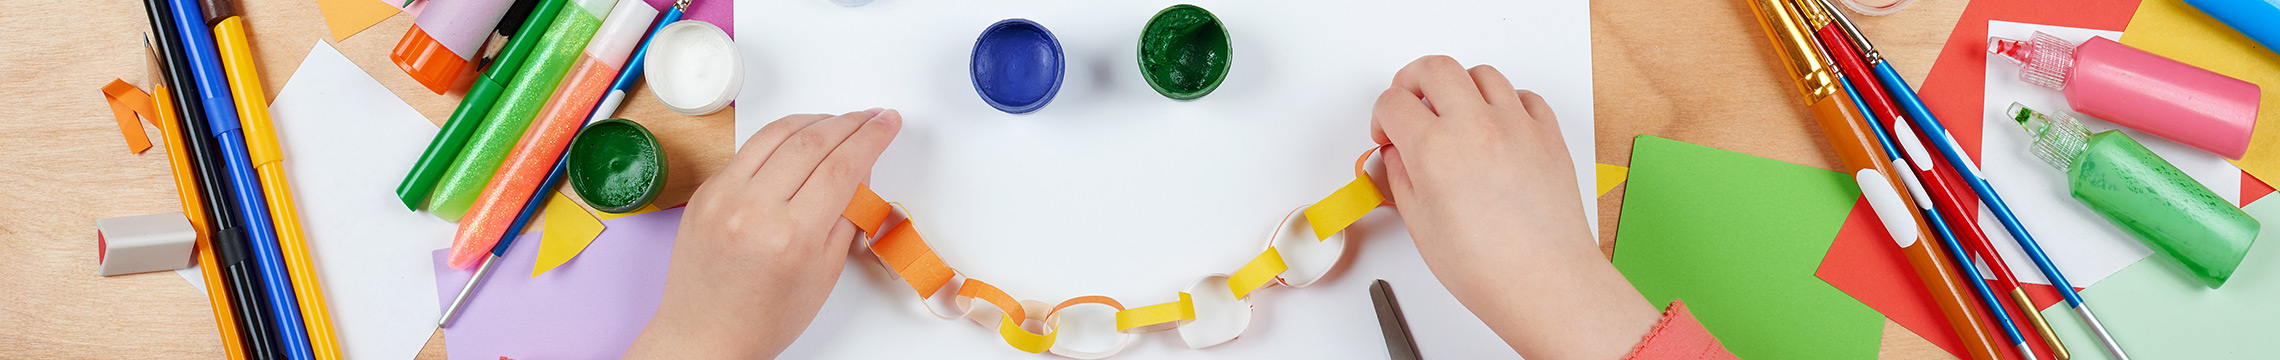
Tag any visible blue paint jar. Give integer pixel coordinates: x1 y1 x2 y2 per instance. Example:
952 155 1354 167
970 19 1065 114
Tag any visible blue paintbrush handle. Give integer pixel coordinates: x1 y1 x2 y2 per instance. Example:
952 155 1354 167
1870 62 2084 305
165 0 313 358
1843 79 2038 353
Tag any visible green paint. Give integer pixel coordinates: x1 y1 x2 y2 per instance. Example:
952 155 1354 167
2013 104 2260 288
567 119 664 213
1611 135 1884 360
425 5 607 221
1139 4 1230 100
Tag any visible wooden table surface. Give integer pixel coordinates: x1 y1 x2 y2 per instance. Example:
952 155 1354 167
1 0 1966 358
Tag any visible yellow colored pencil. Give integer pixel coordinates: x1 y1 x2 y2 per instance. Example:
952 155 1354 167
212 17 342 359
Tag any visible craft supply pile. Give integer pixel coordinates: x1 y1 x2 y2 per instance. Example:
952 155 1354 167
80 0 2280 358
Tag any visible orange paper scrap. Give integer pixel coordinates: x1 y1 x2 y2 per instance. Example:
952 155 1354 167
870 221 955 299
101 79 157 154
316 0 400 41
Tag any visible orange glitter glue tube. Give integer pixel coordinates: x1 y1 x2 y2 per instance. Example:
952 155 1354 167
448 0 656 269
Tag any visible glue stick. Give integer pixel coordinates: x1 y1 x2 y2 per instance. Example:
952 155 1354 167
1989 32 2261 159
426 0 618 222
391 0 515 94
447 0 656 270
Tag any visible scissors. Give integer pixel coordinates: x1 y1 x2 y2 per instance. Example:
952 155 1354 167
1372 279 1423 360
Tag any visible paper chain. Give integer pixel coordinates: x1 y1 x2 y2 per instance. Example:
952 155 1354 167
838 147 1392 358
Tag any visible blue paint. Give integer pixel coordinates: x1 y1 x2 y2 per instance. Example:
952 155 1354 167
970 19 1064 114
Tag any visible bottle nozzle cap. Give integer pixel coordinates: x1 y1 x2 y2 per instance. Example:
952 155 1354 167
2007 102 2090 172
1987 32 2073 91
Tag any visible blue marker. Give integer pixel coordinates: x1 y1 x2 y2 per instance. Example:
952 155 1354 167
163 0 311 358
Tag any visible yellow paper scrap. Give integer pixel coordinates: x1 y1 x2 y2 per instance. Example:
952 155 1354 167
596 203 662 221
998 315 1056 353
1226 247 1288 299
2121 0 2280 190
1303 176 1384 240
1115 292 1197 333
532 192 606 277
1597 163 1630 196
317 0 399 41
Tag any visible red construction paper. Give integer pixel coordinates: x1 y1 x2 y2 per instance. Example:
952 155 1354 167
1817 198 2078 360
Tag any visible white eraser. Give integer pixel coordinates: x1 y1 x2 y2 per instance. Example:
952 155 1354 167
96 212 197 277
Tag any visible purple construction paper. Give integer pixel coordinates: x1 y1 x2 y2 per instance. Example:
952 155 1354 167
643 0 732 37
432 208 683 359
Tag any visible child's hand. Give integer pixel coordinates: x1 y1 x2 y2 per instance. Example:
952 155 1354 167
1371 56 1658 359
627 109 902 359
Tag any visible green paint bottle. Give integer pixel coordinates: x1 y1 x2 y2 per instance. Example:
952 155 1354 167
2008 103 2259 288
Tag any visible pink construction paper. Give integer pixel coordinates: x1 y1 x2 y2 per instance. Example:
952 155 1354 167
432 208 682 359
643 0 733 37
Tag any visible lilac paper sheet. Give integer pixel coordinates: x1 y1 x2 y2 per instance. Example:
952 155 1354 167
643 0 733 37
432 208 683 359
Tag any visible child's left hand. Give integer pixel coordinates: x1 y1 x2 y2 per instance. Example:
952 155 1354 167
627 109 903 359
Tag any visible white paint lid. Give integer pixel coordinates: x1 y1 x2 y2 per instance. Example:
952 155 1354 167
644 20 741 116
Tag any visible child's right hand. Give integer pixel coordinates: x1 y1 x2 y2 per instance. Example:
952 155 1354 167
1371 56 1658 359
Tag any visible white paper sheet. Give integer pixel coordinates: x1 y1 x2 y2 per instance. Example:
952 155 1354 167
182 40 454 360
1975 21 2242 287
737 1 1589 358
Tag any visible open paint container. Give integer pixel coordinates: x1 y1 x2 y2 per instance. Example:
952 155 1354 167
1139 4 1231 100
970 19 1066 114
645 20 741 116
567 119 668 213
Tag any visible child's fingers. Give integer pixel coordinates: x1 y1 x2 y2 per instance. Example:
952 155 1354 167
1392 55 1488 116
1382 145 1413 206
752 109 881 200
1516 89 1559 126
788 109 903 221
1373 87 1433 145
721 114 835 183
1467 65 1522 113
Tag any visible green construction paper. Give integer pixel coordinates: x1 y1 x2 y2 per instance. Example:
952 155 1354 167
1611 135 1883 360
2038 194 2280 359
426 5 608 221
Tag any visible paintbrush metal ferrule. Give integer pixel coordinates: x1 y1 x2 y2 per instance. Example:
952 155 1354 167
1746 0 1843 102
1816 0 1885 64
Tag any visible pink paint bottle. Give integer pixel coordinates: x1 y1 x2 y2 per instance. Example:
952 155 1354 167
1989 32 2261 159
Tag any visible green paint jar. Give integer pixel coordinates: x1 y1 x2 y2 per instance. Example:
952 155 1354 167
567 118 667 213
1139 4 1231 100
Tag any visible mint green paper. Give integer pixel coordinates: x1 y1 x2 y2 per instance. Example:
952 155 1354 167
2038 193 2280 359
425 4 610 221
1611 135 1882 360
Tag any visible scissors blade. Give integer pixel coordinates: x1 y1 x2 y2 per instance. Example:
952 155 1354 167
1371 279 1423 360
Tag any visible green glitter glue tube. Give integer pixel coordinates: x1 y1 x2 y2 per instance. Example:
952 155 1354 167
393 0 567 211
426 0 617 221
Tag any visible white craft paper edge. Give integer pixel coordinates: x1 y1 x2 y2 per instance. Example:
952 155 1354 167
645 20 741 116
1267 206 1348 288
1047 301 1135 359
1177 274 1252 349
